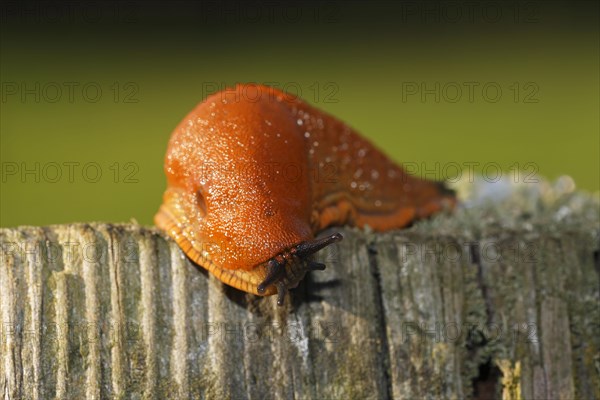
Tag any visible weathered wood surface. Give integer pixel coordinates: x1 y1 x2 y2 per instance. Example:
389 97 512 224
1 177 599 399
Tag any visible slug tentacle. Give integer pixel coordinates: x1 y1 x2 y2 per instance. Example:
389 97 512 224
294 233 344 258
257 259 285 294
275 282 287 306
308 261 326 271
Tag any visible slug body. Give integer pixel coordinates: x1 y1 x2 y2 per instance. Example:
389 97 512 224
155 84 455 304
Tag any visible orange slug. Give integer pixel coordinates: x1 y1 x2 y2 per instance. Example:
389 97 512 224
155 84 455 305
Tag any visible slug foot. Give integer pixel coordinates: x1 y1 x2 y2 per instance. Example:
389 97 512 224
257 233 343 306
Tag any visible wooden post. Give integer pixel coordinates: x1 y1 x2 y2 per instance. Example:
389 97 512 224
1 178 598 399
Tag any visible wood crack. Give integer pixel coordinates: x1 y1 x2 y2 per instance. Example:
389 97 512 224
367 240 393 400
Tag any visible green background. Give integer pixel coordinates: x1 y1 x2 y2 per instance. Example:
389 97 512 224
1 1 598 228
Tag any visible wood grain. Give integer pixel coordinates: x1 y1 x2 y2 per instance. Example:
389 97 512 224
1 178 598 399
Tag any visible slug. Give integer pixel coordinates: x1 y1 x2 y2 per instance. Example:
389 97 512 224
155 84 456 305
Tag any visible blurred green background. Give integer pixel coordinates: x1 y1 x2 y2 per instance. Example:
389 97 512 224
1 1 598 228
